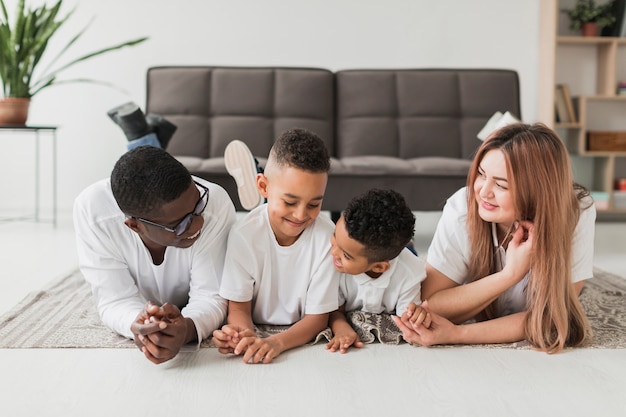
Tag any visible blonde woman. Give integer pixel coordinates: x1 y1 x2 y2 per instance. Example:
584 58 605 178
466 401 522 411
394 123 594 353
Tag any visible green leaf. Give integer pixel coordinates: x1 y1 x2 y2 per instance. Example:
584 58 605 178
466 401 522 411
0 0 148 98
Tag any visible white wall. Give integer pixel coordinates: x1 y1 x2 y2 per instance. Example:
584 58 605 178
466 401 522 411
1 0 542 215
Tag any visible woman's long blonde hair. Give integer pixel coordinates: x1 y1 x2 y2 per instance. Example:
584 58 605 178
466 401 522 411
466 123 591 353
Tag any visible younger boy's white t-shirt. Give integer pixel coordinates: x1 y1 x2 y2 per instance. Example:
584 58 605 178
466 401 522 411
339 248 426 316
219 206 339 326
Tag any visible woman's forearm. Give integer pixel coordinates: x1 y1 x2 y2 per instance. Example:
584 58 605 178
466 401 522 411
393 308 526 347
453 312 526 344
426 270 523 324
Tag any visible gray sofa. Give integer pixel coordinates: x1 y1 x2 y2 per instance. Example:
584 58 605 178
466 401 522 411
146 66 520 212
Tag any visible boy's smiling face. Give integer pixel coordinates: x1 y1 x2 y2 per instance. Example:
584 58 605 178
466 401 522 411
330 215 393 279
257 165 327 246
330 216 373 275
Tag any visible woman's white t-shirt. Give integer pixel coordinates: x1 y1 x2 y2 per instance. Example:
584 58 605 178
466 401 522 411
426 187 596 315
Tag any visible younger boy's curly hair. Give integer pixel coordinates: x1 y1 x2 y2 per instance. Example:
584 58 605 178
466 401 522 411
343 189 415 262
111 146 192 217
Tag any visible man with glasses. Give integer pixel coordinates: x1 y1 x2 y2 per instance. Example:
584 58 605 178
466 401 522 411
73 146 236 364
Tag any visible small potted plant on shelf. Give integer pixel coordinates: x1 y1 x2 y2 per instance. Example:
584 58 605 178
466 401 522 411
0 0 148 125
562 0 617 37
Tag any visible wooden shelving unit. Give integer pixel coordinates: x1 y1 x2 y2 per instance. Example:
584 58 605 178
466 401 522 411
546 1 626 215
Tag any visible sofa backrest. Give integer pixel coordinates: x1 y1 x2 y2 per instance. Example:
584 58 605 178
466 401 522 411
335 69 521 160
146 66 335 159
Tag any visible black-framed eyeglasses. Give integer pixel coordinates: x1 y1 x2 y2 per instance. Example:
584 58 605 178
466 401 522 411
132 181 209 237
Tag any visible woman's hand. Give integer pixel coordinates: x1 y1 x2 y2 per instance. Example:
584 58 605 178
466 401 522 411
393 301 459 347
503 220 534 283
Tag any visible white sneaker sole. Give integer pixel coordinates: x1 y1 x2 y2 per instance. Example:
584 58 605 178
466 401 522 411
224 140 263 210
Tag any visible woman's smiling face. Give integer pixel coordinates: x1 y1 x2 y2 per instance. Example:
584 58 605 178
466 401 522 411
473 149 516 228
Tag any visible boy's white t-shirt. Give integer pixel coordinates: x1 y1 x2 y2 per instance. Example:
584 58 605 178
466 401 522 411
427 187 596 315
220 206 340 326
339 248 427 315
73 177 236 341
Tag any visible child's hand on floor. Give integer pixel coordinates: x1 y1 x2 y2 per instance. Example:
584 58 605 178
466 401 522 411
401 302 432 330
237 336 281 364
325 330 364 354
212 324 255 355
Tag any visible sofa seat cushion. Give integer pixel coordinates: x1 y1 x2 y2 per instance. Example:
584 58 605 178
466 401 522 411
174 156 207 172
331 156 470 178
410 157 472 176
176 156 267 174
332 156 416 175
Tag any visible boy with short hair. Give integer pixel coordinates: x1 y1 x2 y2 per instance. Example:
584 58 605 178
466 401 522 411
213 129 340 364
326 188 428 353
73 146 236 364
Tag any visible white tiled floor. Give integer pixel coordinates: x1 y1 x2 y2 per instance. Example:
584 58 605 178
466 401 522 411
1 210 625 316
1 212 77 315
2 210 626 417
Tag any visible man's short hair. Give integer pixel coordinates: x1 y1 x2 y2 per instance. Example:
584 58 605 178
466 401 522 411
343 189 415 262
267 128 331 174
111 146 192 217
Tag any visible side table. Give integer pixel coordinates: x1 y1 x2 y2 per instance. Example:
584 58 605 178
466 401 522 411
0 125 57 227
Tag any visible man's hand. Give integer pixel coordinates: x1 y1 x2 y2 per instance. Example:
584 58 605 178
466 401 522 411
131 302 194 364
131 302 162 350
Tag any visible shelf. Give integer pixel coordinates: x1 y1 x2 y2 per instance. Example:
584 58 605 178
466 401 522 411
579 151 626 157
554 122 582 129
557 36 618 44
551 0 626 216
580 95 626 101
596 208 626 214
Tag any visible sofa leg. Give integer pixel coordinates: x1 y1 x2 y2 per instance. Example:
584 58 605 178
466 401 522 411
330 211 341 223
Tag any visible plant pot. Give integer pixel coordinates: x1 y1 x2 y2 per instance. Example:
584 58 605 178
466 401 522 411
581 22 599 37
0 97 31 126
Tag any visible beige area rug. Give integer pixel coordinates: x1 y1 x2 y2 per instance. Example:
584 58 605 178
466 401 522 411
1 268 625 349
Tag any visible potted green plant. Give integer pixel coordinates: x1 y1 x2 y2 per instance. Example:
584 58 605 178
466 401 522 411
0 0 148 125
562 0 617 37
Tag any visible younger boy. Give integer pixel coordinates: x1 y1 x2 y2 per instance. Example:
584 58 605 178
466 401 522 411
326 188 428 353
213 129 339 364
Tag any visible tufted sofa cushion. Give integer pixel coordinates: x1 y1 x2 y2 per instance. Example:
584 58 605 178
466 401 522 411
147 66 334 160
335 69 520 161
